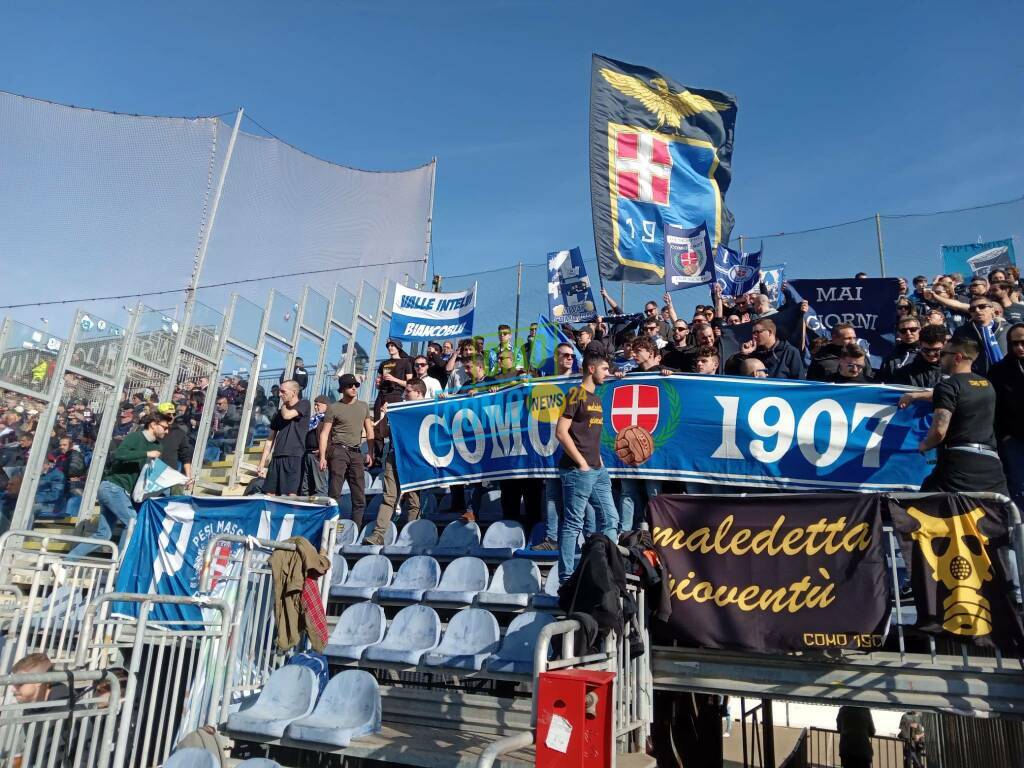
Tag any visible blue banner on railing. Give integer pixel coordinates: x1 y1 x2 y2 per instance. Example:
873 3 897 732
389 374 931 493
389 282 477 341
115 495 337 624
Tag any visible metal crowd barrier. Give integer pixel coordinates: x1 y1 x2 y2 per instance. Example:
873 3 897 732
197 522 338 725
0 668 122 768
0 530 118 672
74 593 231 768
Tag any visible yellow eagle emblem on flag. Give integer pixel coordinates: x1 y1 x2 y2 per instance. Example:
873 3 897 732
600 68 731 130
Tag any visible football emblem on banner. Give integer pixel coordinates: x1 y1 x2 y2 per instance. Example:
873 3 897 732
610 384 660 465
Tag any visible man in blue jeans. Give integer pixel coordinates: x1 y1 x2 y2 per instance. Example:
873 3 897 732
67 412 170 560
556 353 619 582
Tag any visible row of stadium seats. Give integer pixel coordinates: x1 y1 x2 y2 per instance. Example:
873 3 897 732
166 752 280 767
329 554 559 609
324 603 555 673
335 518 562 561
228 667 381 748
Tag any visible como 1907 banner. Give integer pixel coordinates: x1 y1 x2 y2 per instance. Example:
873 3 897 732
649 494 891 653
388 373 931 493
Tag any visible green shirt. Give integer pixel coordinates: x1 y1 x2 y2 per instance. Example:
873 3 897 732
103 430 158 493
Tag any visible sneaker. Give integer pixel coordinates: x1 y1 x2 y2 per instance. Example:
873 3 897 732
533 539 559 551
460 510 477 523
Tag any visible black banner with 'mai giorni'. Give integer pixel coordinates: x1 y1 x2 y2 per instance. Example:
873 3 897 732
649 494 890 654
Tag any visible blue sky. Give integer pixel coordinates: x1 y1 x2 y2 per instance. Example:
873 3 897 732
1 0 1022 327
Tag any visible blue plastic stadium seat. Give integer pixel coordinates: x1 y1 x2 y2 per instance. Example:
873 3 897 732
426 520 481 557
376 556 442 603
471 520 526 560
324 602 386 661
423 557 489 605
476 559 542 610
237 760 283 768
422 608 501 671
336 519 360 547
286 669 382 748
531 567 560 610
382 519 438 556
485 611 557 675
329 555 392 600
164 748 220 768
329 554 349 588
226 665 318 738
363 604 442 666
514 523 560 561
342 522 398 556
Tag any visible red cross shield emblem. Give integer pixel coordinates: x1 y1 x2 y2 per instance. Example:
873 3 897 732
679 247 701 276
611 384 660 433
615 131 671 206
208 541 233 590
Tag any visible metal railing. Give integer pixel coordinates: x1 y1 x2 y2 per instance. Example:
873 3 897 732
0 668 122 768
0 530 118 672
804 726 912 768
74 593 232 768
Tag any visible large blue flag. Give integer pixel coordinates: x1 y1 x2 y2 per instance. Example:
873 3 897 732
590 54 738 284
548 247 598 323
388 374 931 494
714 243 762 297
941 238 1016 278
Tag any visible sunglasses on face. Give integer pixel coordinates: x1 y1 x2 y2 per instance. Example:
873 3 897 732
920 346 943 355
415 362 428 367
898 327 921 333
558 352 574 358
971 304 991 311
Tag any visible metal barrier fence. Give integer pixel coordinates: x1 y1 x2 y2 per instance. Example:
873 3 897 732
0 668 122 768
0 271 400 533
0 530 118 673
197 524 337 725
74 592 232 768
804 726 909 768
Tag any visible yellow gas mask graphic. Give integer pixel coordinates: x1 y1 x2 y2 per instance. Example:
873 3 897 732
906 505 993 637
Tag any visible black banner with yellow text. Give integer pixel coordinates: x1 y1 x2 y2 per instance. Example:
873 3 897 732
649 493 890 653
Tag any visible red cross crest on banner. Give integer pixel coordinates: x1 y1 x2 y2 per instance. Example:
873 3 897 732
209 541 233 590
615 131 671 205
680 247 700 275
611 384 660 433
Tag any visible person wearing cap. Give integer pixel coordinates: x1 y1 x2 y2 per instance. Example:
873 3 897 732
373 339 413 466
157 402 194 493
320 374 375 526
301 394 331 496
256 380 310 496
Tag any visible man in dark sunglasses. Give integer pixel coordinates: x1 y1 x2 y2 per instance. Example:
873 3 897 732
951 296 1008 375
891 324 948 388
877 318 921 383
988 323 1024 508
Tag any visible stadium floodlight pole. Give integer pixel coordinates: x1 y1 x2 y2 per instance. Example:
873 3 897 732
162 107 244 400
875 212 887 277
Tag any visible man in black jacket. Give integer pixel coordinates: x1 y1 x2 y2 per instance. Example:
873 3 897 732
808 323 873 381
952 296 1009 375
892 325 947 388
877 317 921 383
751 318 805 379
157 403 193 492
988 323 1024 507
825 344 873 383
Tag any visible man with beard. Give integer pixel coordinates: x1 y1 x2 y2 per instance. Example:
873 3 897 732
892 325 947 388
825 344 873 383
988 323 1024 508
808 323 872 381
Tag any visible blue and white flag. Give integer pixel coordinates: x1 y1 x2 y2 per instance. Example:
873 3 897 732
388 374 931 494
664 222 715 292
760 263 786 308
529 315 580 376
115 495 337 623
791 277 901 363
548 248 598 323
389 283 476 341
941 238 1016 278
714 244 763 297
132 459 189 502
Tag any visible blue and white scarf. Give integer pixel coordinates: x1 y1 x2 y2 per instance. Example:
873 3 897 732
980 322 1004 364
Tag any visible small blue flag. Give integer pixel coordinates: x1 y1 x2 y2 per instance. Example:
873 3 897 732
548 248 598 324
714 244 763 298
760 264 786 308
530 315 580 376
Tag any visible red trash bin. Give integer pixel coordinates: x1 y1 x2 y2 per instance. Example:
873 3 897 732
535 669 616 768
